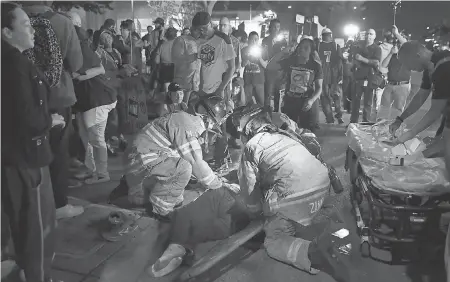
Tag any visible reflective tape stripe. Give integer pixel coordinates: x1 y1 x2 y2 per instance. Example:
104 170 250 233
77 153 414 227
268 185 329 210
198 172 216 186
149 194 183 216
178 140 202 155
146 125 171 148
286 238 303 264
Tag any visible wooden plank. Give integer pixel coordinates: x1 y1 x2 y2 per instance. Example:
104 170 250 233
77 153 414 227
179 219 265 282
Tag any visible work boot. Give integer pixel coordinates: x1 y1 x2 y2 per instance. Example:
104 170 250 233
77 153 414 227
108 176 129 204
308 225 354 282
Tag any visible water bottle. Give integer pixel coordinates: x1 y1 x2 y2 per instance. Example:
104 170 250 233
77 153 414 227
328 165 344 194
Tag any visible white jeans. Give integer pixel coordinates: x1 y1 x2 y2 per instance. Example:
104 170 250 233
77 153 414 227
377 83 411 120
77 102 117 177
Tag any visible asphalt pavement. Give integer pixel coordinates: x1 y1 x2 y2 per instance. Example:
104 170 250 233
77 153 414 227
3 96 446 282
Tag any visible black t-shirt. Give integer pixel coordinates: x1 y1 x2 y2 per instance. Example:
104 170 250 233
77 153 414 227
421 50 450 128
242 46 265 85
280 57 323 98
262 35 288 61
421 50 450 99
353 42 382 80
387 54 411 82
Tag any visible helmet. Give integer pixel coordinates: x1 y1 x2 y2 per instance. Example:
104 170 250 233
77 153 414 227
194 94 228 129
226 105 272 139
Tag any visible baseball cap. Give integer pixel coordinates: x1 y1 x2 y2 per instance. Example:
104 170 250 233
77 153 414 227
192 11 211 27
322 28 332 35
168 82 182 92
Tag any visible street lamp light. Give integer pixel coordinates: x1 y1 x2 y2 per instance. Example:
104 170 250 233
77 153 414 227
288 5 292 9
236 16 239 19
362 17 366 20
353 6 357 10
344 24 360 37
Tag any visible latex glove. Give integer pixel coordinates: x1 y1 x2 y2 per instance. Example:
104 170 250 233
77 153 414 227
223 182 240 194
396 130 415 144
389 118 403 136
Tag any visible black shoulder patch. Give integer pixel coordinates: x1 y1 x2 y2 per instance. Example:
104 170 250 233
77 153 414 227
214 30 232 44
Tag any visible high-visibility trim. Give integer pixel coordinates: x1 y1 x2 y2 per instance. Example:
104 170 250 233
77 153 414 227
150 195 175 216
269 186 329 207
268 185 329 210
286 238 304 264
198 172 216 186
146 125 171 148
178 140 202 155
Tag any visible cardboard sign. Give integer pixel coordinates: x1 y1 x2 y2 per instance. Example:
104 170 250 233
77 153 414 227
296 14 305 24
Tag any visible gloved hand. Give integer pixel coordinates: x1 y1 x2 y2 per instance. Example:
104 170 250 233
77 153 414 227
389 117 403 136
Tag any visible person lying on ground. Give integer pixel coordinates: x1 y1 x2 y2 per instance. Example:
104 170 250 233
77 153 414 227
148 105 355 281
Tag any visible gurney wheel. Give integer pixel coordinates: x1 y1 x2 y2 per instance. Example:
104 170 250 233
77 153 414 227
360 241 371 258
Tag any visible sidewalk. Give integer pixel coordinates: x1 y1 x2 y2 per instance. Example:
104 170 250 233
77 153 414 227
2 95 443 282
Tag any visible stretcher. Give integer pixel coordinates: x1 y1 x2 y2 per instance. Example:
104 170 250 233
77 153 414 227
345 121 450 264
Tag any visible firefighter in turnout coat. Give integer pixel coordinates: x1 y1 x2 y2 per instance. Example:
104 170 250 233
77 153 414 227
108 95 232 219
226 105 354 282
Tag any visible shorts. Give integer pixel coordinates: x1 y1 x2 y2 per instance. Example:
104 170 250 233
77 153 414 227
158 63 174 83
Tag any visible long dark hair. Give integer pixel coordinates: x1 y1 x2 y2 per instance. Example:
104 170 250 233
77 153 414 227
293 38 316 61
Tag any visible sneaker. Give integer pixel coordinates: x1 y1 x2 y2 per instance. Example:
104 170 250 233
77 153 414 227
56 204 84 220
150 243 186 277
337 118 345 125
85 175 110 185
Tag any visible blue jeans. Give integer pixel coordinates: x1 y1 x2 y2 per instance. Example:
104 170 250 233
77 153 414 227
350 81 375 123
320 83 343 122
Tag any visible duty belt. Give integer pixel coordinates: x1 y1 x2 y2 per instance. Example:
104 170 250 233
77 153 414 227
388 80 409 85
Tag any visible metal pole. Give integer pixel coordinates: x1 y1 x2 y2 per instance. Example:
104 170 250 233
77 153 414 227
130 0 134 65
249 4 252 20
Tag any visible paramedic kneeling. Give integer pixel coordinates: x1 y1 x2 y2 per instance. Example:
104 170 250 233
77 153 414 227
226 105 353 282
108 95 230 219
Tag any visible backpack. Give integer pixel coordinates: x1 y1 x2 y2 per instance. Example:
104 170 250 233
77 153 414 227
23 12 63 88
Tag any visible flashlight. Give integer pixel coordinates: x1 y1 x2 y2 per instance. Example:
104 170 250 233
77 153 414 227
275 34 284 41
249 45 262 57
